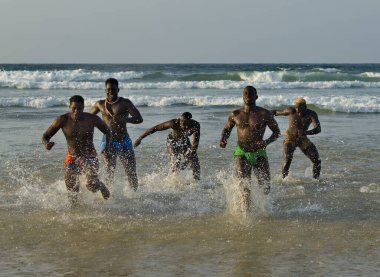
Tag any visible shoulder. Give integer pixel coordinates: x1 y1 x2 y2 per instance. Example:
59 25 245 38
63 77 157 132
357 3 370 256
83 112 101 120
231 108 243 117
307 109 319 118
256 106 272 116
191 119 200 128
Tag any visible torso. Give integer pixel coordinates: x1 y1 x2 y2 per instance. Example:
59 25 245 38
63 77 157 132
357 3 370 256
97 97 130 141
234 106 270 151
169 119 198 140
61 113 97 156
286 108 315 139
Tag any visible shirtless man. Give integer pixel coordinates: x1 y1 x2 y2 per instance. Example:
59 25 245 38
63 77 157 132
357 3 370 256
272 98 321 179
42 95 111 204
220 86 280 212
91 78 143 191
134 112 201 180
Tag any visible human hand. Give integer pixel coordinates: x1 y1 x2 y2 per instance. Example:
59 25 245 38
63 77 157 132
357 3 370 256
45 141 55 150
220 138 227 148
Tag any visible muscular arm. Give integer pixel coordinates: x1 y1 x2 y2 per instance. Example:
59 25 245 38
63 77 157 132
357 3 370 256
220 112 236 148
41 115 65 150
90 101 101 114
306 112 321 135
126 100 143 124
191 122 201 151
264 112 280 147
134 120 174 147
272 108 293 116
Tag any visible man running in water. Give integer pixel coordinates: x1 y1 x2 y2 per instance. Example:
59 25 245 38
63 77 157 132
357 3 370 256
272 98 321 179
134 112 201 180
91 78 143 191
42 95 111 204
220 86 280 212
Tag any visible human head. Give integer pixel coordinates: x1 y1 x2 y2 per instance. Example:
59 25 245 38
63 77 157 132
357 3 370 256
179 112 192 128
295 98 307 114
105 78 119 101
69 95 85 120
243 86 258 105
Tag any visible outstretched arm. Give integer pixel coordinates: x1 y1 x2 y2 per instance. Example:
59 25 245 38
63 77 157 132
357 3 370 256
126 100 143 124
220 112 235 148
42 115 65 150
306 112 321 135
134 120 174 148
272 108 293 116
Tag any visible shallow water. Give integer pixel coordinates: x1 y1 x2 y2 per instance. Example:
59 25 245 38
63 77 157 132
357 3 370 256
1 64 380 276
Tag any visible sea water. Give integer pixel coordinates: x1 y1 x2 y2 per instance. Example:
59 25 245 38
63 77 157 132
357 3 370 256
0 64 379 276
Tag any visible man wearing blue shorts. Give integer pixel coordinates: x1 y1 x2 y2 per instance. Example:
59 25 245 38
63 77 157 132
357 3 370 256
91 78 143 191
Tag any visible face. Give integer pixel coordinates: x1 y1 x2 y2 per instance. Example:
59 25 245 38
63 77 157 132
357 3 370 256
295 103 307 114
69 101 84 121
243 88 257 105
179 116 191 129
105 83 119 101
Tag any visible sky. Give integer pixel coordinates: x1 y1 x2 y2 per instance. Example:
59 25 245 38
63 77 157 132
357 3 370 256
0 0 379 63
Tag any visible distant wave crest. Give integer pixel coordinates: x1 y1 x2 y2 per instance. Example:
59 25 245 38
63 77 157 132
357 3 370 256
2 95 379 113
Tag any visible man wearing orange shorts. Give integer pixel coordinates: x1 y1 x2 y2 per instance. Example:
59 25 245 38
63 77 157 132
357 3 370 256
42 95 111 204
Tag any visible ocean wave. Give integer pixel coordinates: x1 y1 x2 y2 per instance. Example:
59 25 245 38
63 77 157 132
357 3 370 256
2 95 379 113
0 69 145 89
1 68 380 89
2 79 380 90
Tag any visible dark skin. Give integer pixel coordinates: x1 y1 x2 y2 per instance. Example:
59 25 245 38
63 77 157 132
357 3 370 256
91 82 143 191
42 101 111 202
272 102 321 179
220 86 280 211
134 116 201 180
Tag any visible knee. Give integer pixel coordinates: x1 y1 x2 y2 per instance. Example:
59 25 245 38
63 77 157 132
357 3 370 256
86 180 100 192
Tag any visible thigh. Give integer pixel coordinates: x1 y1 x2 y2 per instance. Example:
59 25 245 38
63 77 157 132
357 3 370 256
236 156 251 179
284 142 296 160
252 156 271 182
301 141 320 162
64 169 79 191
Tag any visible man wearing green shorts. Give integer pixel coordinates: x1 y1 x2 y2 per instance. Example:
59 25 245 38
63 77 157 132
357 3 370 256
220 86 280 212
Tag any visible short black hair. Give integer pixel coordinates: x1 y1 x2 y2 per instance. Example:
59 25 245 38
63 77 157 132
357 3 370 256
181 112 192 119
244 86 257 94
69 95 84 105
105 78 119 87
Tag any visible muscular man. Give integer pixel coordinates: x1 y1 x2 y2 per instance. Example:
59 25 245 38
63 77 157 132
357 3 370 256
91 78 143 191
134 112 201 180
42 95 111 204
272 98 321 179
220 86 280 212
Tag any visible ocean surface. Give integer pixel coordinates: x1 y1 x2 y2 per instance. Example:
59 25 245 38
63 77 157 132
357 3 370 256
0 64 379 276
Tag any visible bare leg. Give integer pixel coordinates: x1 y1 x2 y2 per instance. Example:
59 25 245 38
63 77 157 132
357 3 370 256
188 152 201 180
301 142 321 179
119 149 138 191
64 169 79 206
252 156 271 194
103 150 117 184
84 161 110 200
282 142 296 178
167 143 181 173
236 156 252 212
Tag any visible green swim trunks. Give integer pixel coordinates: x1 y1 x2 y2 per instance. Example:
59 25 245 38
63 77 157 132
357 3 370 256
233 144 267 166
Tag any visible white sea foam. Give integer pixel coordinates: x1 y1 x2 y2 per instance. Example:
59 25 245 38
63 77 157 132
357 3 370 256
1 94 379 113
360 72 380 78
0 69 144 89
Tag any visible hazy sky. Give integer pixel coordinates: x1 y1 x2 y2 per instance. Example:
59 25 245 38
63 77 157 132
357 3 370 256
0 0 379 63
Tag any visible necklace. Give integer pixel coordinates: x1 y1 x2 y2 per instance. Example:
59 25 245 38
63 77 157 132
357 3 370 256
106 97 120 105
